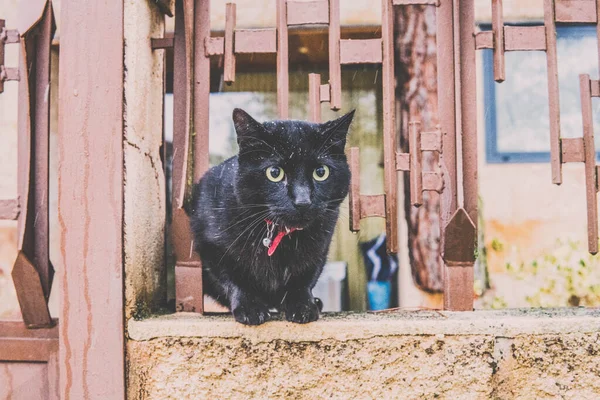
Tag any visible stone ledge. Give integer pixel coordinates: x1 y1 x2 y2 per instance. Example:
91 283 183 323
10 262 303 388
127 308 600 399
128 308 600 343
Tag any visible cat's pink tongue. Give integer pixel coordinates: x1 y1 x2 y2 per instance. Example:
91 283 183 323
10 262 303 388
267 227 298 256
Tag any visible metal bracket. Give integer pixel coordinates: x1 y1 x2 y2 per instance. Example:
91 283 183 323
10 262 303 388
151 36 174 50
395 121 444 207
0 21 20 93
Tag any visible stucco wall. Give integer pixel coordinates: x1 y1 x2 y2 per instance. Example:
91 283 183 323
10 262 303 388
127 308 600 399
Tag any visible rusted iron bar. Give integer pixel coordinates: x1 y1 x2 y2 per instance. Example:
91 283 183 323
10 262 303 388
459 0 477 229
441 0 476 311
442 207 477 301
504 26 547 51
347 148 386 230
287 0 329 25
597 0 600 91
0 320 58 362
422 172 443 192
555 0 597 23
173 0 203 313
204 29 277 56
0 198 19 220
340 39 383 64
205 37 224 56
308 73 321 122
474 31 493 49
224 2 236 84
277 0 289 118
491 0 505 82
30 0 53 302
421 130 442 151
382 0 398 253
11 1 54 328
544 0 562 185
0 65 19 81
436 0 460 310
393 0 440 5
437 0 458 217
328 0 342 111
579 74 599 255
348 147 361 232
235 29 277 53
319 83 330 102
151 37 174 49
409 122 423 207
58 0 125 394
360 195 386 218
194 0 211 185
0 26 19 43
174 0 212 314
561 137 585 163
590 79 600 97
395 152 410 171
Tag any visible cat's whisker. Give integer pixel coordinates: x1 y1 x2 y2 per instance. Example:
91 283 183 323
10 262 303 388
217 213 270 265
219 209 272 234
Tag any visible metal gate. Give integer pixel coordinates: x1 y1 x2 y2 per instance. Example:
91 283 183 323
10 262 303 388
164 0 600 313
164 0 477 313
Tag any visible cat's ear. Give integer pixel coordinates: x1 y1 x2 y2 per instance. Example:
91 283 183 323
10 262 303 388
319 110 355 153
232 108 265 139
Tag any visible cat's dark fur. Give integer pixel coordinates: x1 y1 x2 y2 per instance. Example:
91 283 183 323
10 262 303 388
190 108 354 325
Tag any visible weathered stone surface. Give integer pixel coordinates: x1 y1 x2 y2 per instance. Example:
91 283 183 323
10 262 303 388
127 309 600 399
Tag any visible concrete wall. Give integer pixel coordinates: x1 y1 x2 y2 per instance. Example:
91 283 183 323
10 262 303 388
127 308 600 399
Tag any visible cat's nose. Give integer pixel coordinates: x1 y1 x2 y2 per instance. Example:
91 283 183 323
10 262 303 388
292 188 312 209
294 198 312 209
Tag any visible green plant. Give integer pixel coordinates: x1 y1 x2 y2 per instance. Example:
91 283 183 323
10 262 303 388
505 239 600 307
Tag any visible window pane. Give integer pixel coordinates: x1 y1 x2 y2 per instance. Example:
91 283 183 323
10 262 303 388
490 26 600 156
495 49 550 152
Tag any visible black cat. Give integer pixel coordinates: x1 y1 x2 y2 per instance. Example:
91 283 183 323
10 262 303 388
190 108 354 325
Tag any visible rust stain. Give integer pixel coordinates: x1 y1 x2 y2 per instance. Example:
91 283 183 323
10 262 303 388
4 363 15 400
81 102 92 400
58 133 73 399
486 219 544 273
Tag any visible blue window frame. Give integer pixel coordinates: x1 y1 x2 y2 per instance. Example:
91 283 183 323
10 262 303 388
484 25 600 163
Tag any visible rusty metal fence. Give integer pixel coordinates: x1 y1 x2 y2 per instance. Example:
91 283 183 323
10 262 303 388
160 0 477 313
1 0 600 374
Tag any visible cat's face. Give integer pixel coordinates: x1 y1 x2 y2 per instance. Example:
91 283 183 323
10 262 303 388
232 108 354 229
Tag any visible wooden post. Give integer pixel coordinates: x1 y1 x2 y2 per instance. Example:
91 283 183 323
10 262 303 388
58 0 125 397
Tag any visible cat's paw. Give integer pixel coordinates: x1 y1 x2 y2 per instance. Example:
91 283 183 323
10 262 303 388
232 303 271 326
284 300 320 324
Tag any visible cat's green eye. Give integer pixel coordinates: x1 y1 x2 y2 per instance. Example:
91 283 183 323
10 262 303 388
266 166 285 182
313 165 330 181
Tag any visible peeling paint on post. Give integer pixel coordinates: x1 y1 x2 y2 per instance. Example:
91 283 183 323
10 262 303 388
58 0 125 398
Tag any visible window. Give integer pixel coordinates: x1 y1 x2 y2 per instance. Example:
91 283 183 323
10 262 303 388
484 25 600 163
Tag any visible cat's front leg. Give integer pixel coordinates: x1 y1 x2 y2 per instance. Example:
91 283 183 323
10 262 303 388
283 288 320 324
227 284 271 326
